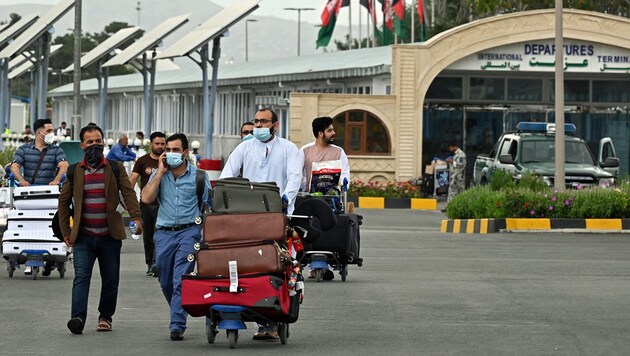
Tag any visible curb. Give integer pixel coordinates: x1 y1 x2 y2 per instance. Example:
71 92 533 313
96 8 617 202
349 197 437 210
441 218 630 234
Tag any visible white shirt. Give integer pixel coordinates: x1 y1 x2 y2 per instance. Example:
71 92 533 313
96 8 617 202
220 135 304 214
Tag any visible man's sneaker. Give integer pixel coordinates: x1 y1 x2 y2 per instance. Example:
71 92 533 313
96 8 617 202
150 264 158 278
24 266 32 275
170 329 184 341
323 269 335 280
67 317 84 335
146 265 152 276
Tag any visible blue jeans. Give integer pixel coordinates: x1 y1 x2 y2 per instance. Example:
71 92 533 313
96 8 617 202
154 226 199 332
71 233 122 323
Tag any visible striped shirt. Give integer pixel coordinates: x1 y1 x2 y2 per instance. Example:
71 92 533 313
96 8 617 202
13 142 66 185
80 158 109 236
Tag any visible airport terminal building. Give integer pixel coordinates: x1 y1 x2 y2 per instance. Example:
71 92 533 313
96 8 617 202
50 9 630 182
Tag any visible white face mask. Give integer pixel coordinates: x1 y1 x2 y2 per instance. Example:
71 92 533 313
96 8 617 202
44 132 55 144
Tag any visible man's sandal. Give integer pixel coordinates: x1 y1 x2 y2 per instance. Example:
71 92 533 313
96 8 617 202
96 319 112 332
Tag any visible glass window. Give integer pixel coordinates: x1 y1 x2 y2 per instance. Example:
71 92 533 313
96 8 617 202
469 77 505 101
426 77 463 100
550 80 589 102
333 110 391 155
593 80 630 102
507 78 543 101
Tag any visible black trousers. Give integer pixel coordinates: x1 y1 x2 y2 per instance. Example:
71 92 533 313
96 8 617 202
141 203 159 266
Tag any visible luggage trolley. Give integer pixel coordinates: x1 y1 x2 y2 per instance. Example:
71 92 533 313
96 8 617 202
2 174 70 279
296 179 364 282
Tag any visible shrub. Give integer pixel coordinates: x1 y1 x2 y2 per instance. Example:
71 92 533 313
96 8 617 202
446 178 630 219
489 169 515 191
349 179 422 198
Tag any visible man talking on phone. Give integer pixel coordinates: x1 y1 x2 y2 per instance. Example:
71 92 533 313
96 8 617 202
141 133 210 341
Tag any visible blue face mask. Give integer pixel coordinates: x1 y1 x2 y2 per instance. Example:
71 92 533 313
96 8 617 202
253 127 272 141
166 152 184 168
242 134 254 142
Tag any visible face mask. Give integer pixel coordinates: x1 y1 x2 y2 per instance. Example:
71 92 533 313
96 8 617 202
242 134 254 142
253 127 272 141
84 144 104 167
166 152 185 168
44 132 55 144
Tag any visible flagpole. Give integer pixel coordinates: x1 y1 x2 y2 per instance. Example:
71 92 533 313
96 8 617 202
358 2 362 49
411 0 415 42
348 1 352 49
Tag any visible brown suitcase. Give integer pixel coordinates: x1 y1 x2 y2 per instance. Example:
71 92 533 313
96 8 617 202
202 212 288 244
195 242 290 277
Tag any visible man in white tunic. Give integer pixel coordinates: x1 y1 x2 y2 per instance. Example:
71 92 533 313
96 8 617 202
220 108 303 214
220 108 303 340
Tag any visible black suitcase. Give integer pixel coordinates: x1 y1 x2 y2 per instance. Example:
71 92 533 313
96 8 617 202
305 213 362 264
211 178 282 213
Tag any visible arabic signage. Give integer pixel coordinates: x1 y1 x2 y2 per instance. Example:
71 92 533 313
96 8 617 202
447 40 630 73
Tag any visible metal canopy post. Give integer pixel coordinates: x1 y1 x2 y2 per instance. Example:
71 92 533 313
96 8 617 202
200 44 210 158
206 37 221 159
0 60 7 149
29 70 36 125
146 50 156 136
37 34 51 122
97 59 109 130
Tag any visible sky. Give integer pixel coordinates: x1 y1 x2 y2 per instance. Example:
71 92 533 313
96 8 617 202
0 0 369 27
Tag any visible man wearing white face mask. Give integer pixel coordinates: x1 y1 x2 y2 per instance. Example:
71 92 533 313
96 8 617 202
11 118 69 187
220 108 303 341
221 108 303 215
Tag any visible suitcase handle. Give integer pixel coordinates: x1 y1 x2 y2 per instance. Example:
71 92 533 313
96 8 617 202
222 191 229 209
213 286 246 293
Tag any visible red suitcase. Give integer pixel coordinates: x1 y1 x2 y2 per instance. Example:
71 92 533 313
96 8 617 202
181 273 290 318
195 242 291 277
202 212 288 244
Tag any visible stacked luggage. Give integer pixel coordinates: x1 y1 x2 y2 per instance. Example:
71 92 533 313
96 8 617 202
181 178 304 348
295 182 364 282
2 185 70 279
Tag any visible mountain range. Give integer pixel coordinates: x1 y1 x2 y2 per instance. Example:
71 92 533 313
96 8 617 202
0 0 356 65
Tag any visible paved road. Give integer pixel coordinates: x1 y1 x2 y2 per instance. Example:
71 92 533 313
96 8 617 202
1 209 629 355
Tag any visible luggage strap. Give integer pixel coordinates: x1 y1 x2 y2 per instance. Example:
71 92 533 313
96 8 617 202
29 146 48 184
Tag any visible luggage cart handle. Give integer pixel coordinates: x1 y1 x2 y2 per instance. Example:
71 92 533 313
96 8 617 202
342 178 348 212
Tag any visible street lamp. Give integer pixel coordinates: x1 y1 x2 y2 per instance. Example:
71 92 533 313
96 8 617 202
284 7 315 56
245 19 257 62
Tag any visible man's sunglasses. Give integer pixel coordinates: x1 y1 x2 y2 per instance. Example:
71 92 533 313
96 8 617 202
253 119 273 124
241 130 253 135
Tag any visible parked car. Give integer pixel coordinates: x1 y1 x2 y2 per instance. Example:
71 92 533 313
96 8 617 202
473 122 619 188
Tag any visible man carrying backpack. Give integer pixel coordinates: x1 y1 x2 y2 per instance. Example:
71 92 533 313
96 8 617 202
58 124 142 335
141 133 210 341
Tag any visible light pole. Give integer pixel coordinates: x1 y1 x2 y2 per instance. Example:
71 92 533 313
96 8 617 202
284 7 315 56
245 19 257 62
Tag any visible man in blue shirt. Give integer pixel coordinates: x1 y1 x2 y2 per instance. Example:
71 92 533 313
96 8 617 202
141 133 209 341
106 135 136 162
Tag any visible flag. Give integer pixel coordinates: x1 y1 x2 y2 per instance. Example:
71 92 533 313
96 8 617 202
380 0 393 45
417 0 427 41
392 0 405 19
392 0 407 40
317 0 344 48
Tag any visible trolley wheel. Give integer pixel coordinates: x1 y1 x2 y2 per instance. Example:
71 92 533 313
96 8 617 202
340 265 347 282
279 323 289 345
59 265 65 279
206 324 217 344
32 267 39 280
316 269 322 283
227 329 238 349
7 263 14 278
